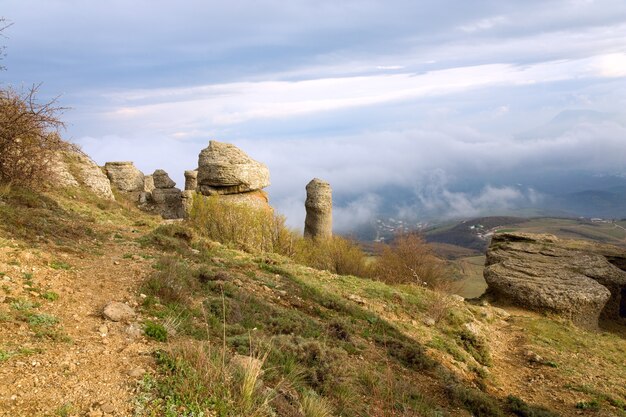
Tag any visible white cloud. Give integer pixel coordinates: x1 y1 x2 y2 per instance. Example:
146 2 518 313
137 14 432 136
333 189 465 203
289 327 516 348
458 15 508 33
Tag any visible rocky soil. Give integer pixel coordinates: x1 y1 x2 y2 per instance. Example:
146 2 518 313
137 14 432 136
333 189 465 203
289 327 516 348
0 231 157 417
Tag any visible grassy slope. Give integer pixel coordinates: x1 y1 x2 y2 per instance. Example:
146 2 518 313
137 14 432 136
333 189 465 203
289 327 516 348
1 184 625 416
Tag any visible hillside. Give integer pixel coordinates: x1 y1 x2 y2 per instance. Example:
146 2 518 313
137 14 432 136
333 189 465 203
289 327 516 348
0 185 625 417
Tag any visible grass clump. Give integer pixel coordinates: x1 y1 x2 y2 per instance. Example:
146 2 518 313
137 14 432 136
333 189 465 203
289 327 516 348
41 290 59 301
49 260 71 270
507 395 559 417
139 223 195 253
144 320 168 342
300 389 334 417
575 399 601 411
146 342 275 416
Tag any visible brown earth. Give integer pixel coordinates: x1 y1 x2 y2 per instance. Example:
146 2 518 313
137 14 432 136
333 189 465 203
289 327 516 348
0 230 159 417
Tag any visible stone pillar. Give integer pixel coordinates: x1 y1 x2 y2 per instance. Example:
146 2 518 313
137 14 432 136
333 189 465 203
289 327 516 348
181 190 194 218
184 170 198 191
304 178 332 239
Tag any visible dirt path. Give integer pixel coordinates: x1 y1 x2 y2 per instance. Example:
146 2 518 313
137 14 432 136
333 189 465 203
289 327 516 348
0 234 157 417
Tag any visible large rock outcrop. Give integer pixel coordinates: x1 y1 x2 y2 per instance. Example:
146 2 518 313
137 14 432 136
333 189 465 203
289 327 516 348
484 232 626 329
52 151 115 200
147 169 184 219
197 141 270 196
104 162 145 194
304 178 332 239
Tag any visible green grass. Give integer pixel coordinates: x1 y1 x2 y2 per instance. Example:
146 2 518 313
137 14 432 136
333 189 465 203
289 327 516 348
144 320 168 342
41 290 59 301
49 260 72 270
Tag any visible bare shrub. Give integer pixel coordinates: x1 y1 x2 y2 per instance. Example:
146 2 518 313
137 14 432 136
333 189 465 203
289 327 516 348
294 236 371 277
188 194 299 255
0 86 75 187
374 233 449 288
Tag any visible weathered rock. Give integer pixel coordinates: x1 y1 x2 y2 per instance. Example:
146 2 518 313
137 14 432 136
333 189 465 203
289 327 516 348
304 178 332 239
181 190 195 217
484 232 626 328
103 301 135 322
153 169 176 189
197 141 270 195
151 188 184 219
184 170 198 191
104 162 145 193
143 175 155 193
51 151 115 200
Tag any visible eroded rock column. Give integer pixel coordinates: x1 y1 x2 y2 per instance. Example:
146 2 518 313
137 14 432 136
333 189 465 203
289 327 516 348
304 178 332 239
184 170 198 191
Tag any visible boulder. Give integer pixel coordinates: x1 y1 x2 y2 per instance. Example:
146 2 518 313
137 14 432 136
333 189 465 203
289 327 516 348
151 188 184 219
51 151 115 200
104 162 145 193
484 232 626 328
304 178 332 239
184 170 198 191
197 141 270 195
103 301 135 322
153 169 176 189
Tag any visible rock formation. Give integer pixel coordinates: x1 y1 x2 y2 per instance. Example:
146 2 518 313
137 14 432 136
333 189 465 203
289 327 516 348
149 169 184 219
197 141 270 195
304 178 332 239
104 162 145 194
184 170 198 191
52 151 115 200
194 141 272 211
153 169 176 189
484 232 626 329
143 175 155 193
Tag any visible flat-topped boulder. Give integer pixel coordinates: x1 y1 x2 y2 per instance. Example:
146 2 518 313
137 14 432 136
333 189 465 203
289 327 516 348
197 141 270 195
484 232 626 328
104 162 145 193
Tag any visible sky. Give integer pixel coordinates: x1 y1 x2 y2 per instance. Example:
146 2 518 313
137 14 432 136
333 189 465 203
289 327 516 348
2 0 626 231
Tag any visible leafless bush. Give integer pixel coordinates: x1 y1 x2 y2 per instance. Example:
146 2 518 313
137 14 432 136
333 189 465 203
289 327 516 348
294 236 372 277
0 85 75 187
373 233 449 288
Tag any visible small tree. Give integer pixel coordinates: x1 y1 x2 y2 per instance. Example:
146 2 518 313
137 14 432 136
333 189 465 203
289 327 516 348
374 232 448 288
0 85 74 187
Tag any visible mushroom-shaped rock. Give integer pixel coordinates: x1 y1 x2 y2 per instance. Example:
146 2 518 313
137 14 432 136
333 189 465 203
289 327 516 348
104 162 145 193
304 178 332 239
197 141 270 195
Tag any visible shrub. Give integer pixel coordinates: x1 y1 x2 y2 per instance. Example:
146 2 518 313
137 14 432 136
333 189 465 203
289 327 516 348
373 233 448 288
145 320 168 342
142 256 197 305
0 86 75 187
293 236 371 277
188 194 299 255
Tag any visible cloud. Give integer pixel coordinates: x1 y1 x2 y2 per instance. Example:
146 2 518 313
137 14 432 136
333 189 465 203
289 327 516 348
458 16 509 33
